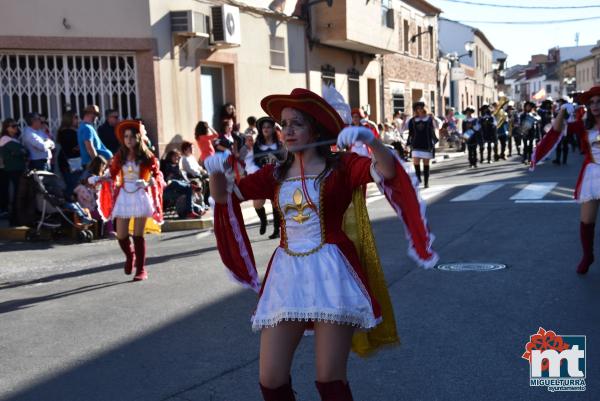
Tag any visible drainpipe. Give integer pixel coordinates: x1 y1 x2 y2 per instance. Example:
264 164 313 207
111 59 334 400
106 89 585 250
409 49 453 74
380 54 385 123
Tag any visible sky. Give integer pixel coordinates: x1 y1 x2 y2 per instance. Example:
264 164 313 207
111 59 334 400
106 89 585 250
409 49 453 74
426 0 600 66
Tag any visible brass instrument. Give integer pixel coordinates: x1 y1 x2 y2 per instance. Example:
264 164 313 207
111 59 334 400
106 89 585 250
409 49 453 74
494 96 509 128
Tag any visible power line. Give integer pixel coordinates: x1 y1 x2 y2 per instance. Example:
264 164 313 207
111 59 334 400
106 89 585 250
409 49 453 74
457 15 600 24
438 0 600 9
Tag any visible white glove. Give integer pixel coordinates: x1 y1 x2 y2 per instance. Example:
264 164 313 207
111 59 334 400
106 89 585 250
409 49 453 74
204 150 231 175
337 126 375 150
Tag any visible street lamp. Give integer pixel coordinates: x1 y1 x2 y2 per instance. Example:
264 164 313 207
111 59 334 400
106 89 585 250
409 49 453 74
447 41 475 109
484 61 500 77
410 25 433 43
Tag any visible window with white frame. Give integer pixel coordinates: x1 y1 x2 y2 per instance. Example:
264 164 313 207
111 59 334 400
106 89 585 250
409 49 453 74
321 64 335 88
381 0 393 28
392 91 405 114
270 36 286 68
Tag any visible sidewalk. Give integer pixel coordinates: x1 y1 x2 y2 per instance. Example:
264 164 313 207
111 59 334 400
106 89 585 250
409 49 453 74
0 151 463 241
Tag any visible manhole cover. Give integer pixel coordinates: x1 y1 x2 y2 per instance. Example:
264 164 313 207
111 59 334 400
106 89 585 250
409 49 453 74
436 263 506 272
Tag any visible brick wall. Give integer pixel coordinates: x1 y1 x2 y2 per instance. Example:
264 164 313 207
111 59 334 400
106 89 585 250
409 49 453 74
382 53 437 119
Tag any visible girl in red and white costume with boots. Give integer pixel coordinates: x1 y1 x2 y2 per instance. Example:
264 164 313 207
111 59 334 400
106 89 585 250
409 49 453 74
205 88 437 401
99 120 164 281
532 85 600 274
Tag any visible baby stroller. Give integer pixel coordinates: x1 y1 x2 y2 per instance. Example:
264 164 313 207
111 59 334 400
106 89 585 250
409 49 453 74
16 170 95 242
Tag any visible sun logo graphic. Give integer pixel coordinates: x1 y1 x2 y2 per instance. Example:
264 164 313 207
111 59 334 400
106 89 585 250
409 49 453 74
522 327 586 392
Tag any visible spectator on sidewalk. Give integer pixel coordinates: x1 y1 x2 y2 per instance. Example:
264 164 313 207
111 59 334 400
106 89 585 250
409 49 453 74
98 109 121 154
56 110 82 197
244 116 258 138
161 149 202 218
194 121 218 163
1 118 27 225
21 112 55 171
220 102 240 134
180 141 209 211
78 105 113 168
74 155 115 237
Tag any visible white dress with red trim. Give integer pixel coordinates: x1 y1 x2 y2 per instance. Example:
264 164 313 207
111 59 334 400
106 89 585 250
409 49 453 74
111 161 155 218
577 129 600 203
251 177 378 330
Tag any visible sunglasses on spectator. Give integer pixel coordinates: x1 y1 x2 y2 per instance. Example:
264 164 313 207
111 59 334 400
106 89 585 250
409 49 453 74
9 124 18 128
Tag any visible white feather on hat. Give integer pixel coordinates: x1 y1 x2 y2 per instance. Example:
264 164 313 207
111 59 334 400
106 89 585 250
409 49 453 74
321 84 352 125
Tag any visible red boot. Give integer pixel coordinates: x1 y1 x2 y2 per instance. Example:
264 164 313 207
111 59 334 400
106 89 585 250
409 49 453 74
117 237 135 275
132 236 148 281
315 380 354 401
577 222 595 274
260 380 296 401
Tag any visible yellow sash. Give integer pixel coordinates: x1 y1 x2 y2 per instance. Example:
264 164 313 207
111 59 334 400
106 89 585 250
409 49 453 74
344 187 400 357
128 218 161 234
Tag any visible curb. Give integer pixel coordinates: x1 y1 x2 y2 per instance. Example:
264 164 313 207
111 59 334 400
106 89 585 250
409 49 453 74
162 218 213 232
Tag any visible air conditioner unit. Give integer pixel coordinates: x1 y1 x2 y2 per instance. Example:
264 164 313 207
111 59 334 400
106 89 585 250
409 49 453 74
170 10 210 37
211 4 241 45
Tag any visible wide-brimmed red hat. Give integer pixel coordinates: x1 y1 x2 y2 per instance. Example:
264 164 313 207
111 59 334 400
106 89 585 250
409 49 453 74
580 85 600 105
115 120 142 144
260 88 345 139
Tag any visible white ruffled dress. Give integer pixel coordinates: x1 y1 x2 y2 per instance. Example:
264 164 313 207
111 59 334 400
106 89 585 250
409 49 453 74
111 161 154 218
578 130 600 203
251 177 378 331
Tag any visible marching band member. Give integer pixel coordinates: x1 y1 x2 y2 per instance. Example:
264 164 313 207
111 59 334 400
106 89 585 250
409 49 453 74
479 104 498 163
99 120 164 281
506 102 520 156
531 85 599 274
493 102 509 160
537 99 554 140
552 96 575 166
520 101 540 165
462 106 480 168
205 88 437 401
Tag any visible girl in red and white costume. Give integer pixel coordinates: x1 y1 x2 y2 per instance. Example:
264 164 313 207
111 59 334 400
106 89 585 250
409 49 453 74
99 120 164 281
532 85 600 274
205 89 437 401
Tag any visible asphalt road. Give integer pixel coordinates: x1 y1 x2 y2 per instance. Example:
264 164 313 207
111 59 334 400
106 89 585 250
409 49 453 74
1 150 599 401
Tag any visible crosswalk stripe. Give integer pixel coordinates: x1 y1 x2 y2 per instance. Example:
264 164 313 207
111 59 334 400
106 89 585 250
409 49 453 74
420 184 454 202
514 200 576 204
510 182 557 200
450 183 504 202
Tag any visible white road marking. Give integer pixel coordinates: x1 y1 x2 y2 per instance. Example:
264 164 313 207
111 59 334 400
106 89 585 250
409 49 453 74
420 184 454 203
510 182 557 200
450 183 504 202
514 200 576 204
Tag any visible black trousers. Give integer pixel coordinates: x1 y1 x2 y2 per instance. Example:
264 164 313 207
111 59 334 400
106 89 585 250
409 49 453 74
485 140 498 162
522 137 535 162
498 135 507 158
555 137 570 164
467 144 478 166
0 169 7 211
5 171 22 225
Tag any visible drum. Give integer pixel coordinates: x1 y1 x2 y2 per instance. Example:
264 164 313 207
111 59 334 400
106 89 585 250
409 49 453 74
521 114 536 133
